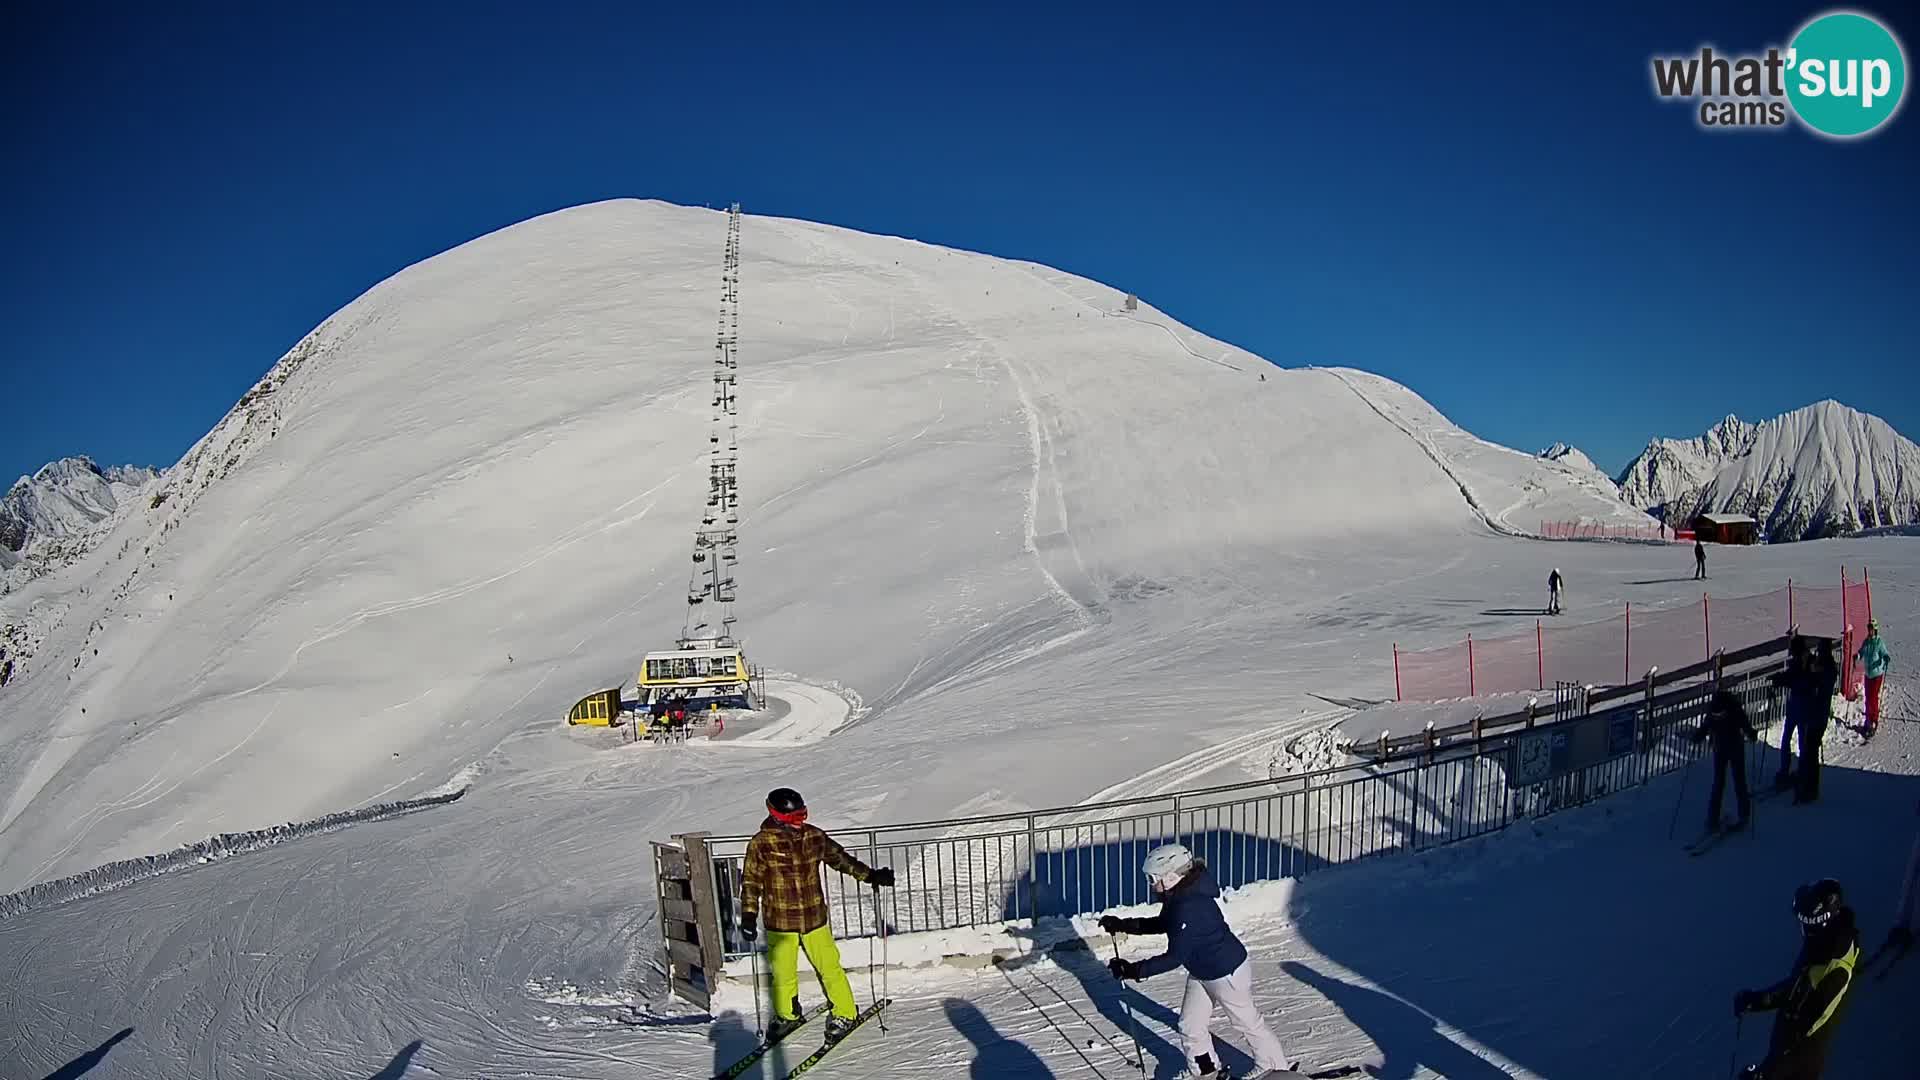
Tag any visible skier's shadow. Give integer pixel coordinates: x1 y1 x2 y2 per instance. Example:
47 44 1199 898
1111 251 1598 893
1281 961 1509 1080
366 1040 424 1079
1000 930 1260 1080
40 1027 133 1080
1479 608 1549 617
711 1011 767 1078
944 998 1057 1078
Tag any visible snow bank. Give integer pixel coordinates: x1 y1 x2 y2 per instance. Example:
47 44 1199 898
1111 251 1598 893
0 785 466 920
1266 726 1354 779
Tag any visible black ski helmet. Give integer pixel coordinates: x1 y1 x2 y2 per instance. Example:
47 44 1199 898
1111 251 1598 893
1794 878 1844 931
767 788 806 815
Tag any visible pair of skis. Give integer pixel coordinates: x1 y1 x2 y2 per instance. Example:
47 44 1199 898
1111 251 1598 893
711 999 889 1080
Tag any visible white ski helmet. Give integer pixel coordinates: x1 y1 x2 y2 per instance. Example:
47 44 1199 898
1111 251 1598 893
1141 843 1194 892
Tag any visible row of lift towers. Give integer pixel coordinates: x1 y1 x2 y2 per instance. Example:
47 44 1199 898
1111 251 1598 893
569 204 762 728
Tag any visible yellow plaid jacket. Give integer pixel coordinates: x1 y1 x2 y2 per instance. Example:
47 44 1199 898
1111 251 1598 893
740 819 874 933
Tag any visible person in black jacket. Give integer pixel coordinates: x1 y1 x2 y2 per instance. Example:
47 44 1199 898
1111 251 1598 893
1793 641 1840 804
1770 636 1814 794
1695 539 1708 580
1692 689 1757 833
1734 878 1861 1080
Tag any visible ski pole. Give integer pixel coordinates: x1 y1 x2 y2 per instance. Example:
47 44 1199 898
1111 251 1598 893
750 939 764 1038
1112 935 1145 1074
1668 746 1698 841
871 885 889 1031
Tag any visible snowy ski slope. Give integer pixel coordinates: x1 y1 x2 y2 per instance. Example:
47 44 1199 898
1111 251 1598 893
1 200 1913 1078
0 200 1648 891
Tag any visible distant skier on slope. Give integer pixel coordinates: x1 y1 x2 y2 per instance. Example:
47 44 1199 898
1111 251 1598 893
1855 619 1890 737
1691 688 1757 833
1733 878 1860 1080
738 787 894 1044
1101 843 1295 1078
1547 568 1564 615
1695 539 1708 580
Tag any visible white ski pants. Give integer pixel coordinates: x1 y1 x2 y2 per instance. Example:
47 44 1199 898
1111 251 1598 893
1178 960 1292 1073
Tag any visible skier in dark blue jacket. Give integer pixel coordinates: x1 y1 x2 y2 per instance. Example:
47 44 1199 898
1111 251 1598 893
1101 843 1295 1078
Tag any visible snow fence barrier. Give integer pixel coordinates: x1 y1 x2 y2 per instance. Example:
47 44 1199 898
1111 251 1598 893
0 786 467 921
659 657 1790 1003
1392 570 1873 702
1539 520 1679 542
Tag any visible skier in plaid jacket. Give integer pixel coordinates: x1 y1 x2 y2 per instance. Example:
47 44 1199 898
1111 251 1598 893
738 787 893 1041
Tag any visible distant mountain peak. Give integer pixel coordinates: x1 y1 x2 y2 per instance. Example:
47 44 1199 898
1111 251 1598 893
1537 442 1608 480
1 455 158 583
1617 401 1920 541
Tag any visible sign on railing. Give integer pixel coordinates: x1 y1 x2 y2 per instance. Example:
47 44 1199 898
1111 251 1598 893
1507 704 1637 789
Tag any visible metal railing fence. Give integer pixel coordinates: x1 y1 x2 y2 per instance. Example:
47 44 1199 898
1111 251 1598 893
674 661 1789 964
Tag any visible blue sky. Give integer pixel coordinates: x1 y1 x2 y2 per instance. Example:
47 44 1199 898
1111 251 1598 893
3 1 1914 485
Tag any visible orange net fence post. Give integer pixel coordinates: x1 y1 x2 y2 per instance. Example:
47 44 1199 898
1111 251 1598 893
1540 607 1628 692
1472 629 1544 698
1794 582 1843 640
1394 638 1474 700
1707 586 1793 656
1841 568 1872 699
1389 576 1878 702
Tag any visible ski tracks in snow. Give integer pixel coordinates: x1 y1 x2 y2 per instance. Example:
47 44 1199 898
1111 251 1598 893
1316 368 1532 540
1077 706 1354 808
14 469 690 888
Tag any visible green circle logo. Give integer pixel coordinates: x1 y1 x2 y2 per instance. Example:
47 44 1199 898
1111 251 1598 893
1787 11 1907 137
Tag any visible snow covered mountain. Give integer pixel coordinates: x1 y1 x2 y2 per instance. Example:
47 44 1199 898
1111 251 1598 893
0 457 157 583
1537 442 1614 486
1616 402 1920 541
0 198 1652 891
2 199 1916 1080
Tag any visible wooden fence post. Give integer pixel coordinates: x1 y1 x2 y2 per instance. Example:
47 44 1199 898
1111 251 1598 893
1467 634 1476 697
657 833 727 1008
1624 602 1632 686
1640 667 1659 773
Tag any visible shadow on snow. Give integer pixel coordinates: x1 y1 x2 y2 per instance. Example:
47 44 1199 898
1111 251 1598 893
40 1028 133 1080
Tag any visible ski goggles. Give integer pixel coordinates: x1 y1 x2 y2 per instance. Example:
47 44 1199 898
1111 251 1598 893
769 805 809 827
1796 906 1834 929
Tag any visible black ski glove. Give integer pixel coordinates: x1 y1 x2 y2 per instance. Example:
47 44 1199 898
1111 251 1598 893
1733 989 1756 1015
1099 915 1125 934
1108 957 1141 981
867 867 895 888
739 912 757 941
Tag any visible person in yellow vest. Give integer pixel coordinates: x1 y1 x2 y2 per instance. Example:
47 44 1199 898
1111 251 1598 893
1733 878 1859 1079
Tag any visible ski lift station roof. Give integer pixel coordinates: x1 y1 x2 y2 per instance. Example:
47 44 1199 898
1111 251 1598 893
1698 513 1758 525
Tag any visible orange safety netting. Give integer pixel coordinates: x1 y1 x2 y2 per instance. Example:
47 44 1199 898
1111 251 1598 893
1392 571 1876 701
